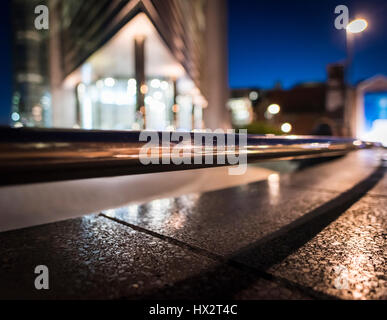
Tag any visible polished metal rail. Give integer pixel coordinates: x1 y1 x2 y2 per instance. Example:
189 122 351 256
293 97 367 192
0 127 376 185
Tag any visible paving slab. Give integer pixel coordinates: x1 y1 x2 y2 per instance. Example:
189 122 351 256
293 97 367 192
0 215 310 299
1 149 384 300
0 165 273 232
101 150 386 300
103 151 385 262
268 195 387 300
280 149 387 197
102 184 338 258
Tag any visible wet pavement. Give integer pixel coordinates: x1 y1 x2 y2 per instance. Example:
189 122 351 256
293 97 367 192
0 149 386 299
0 165 274 232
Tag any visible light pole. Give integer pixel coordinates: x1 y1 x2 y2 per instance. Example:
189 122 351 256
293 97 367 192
344 18 368 136
345 18 368 82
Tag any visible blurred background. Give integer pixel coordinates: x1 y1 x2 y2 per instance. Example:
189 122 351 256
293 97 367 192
0 0 386 144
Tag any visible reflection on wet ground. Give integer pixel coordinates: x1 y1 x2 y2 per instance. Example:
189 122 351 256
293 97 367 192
0 149 386 299
0 165 272 232
101 151 386 299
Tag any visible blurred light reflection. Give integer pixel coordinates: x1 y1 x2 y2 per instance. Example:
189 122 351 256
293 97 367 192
268 173 280 205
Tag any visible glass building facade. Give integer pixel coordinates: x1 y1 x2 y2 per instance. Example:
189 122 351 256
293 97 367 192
9 0 229 131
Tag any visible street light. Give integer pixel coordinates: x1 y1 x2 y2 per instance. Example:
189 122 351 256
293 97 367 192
345 18 368 74
345 18 368 77
346 18 368 34
344 18 368 136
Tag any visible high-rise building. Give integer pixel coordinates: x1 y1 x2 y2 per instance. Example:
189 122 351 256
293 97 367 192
11 0 230 131
11 0 50 127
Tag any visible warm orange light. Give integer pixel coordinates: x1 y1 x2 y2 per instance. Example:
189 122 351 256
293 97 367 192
353 140 362 146
140 84 148 94
140 106 145 114
172 104 179 113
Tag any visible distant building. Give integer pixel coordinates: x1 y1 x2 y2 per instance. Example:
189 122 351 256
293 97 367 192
227 97 253 126
230 64 347 135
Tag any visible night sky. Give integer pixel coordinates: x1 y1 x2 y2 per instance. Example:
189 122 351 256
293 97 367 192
0 0 386 124
228 0 387 89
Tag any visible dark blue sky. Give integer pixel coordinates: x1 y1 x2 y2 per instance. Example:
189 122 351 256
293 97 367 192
228 0 387 89
0 0 11 124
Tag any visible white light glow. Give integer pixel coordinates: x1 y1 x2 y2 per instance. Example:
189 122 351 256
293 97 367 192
228 98 253 126
268 173 280 183
353 140 363 146
132 122 141 130
82 97 93 129
96 80 104 89
11 112 20 121
150 79 161 88
267 104 280 115
128 78 136 87
144 96 153 104
281 122 292 133
104 77 115 87
160 81 169 90
77 83 86 94
379 98 387 108
146 100 167 130
362 119 387 147
249 91 258 101
268 173 280 205
346 18 368 34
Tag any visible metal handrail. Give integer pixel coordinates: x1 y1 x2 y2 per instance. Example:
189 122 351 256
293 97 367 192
0 127 377 185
